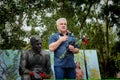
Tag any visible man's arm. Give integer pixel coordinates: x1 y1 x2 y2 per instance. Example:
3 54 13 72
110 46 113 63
49 38 62 52
49 35 68 51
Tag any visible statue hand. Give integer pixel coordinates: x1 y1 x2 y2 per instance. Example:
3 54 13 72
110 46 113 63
33 72 42 79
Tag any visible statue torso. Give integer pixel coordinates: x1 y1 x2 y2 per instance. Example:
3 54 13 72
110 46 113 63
26 50 47 72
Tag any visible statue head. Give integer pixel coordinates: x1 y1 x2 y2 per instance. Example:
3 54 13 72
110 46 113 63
30 35 42 52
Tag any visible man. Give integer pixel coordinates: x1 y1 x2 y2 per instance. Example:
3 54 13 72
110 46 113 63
48 18 79 79
19 35 52 80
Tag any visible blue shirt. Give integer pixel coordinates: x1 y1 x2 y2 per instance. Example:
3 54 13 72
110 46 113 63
49 32 80 68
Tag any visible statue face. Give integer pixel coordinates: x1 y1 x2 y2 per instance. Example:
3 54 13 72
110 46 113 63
32 39 42 52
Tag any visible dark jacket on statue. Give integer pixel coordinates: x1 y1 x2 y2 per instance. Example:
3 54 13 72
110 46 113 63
19 50 52 80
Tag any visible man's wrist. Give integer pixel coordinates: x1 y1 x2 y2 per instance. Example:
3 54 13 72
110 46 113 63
73 48 79 53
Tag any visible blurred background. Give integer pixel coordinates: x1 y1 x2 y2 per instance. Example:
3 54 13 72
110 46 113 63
0 0 120 79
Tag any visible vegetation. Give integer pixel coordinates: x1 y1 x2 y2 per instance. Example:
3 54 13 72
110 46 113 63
0 0 120 79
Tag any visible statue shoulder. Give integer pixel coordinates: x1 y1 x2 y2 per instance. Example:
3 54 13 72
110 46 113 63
41 50 49 54
41 50 50 57
20 50 30 57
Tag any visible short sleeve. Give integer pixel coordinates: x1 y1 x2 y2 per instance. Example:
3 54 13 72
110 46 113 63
48 34 58 45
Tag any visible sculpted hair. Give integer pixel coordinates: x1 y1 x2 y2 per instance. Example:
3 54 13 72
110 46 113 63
30 35 41 45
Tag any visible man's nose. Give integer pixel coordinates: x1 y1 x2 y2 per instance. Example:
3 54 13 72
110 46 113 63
62 24 66 26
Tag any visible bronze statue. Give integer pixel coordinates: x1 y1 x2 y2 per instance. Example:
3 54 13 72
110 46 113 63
19 36 52 80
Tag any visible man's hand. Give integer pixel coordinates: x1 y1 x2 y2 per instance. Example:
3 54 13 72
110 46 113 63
68 45 79 53
59 35 68 42
68 45 75 52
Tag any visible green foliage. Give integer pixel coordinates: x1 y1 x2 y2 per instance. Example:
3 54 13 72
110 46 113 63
0 0 120 79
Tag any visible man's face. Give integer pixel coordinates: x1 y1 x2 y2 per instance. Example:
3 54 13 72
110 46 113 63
57 20 67 33
32 39 42 52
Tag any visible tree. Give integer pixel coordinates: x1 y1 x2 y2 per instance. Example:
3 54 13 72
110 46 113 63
0 0 120 79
